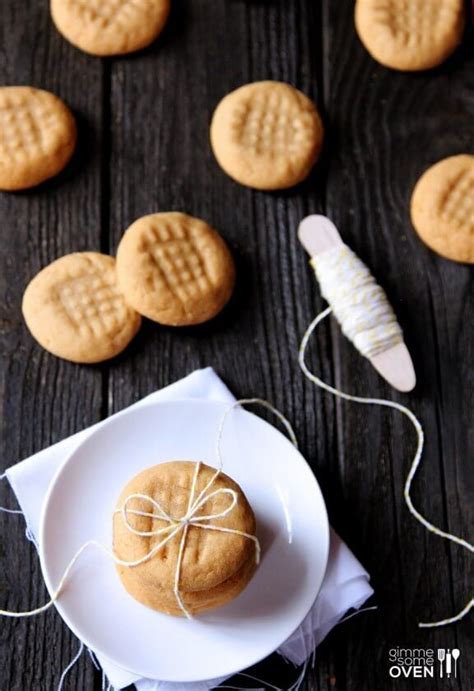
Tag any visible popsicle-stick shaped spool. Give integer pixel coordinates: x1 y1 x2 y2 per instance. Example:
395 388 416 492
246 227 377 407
298 215 416 392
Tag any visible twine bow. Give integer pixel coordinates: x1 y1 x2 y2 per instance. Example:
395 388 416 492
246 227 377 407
117 460 261 618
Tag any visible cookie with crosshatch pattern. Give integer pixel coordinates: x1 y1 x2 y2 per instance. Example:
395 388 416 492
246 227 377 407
210 81 324 190
113 461 257 616
22 253 142 363
355 0 465 71
0 87 76 191
410 155 474 264
116 213 236 326
50 0 170 56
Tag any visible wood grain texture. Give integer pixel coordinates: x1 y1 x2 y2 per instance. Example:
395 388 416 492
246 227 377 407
0 1 104 689
320 3 473 689
0 0 472 689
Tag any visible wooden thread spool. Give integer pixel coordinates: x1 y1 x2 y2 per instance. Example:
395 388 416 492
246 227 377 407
298 214 416 392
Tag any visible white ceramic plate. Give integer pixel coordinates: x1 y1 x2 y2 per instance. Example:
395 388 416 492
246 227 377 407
39 399 329 682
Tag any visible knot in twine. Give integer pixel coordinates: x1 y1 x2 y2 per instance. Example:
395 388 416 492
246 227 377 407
117 460 261 618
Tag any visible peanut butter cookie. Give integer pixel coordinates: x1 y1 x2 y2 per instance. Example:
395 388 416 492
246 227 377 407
116 212 235 326
355 0 465 71
210 81 324 190
0 87 76 191
51 0 170 56
22 252 142 362
410 155 474 263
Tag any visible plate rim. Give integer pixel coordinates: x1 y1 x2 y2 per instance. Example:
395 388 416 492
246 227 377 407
39 398 330 682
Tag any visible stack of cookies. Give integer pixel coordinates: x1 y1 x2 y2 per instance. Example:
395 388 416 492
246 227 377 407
113 462 258 616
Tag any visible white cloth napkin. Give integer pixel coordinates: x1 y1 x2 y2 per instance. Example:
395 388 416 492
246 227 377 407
4 367 373 690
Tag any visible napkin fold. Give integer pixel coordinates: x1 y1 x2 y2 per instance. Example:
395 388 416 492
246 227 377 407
4 368 373 690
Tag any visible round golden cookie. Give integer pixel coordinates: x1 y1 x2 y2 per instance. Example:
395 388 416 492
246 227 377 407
0 87 76 191
22 252 142 363
113 462 256 596
50 0 170 56
119 551 257 616
116 212 235 326
355 0 465 71
210 81 324 190
410 155 474 264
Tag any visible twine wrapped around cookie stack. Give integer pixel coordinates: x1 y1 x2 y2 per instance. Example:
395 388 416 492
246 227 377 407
113 460 260 618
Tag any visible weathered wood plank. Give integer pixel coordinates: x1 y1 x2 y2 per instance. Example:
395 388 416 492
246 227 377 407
0 1 104 688
107 0 473 689
106 1 330 688
320 1 473 688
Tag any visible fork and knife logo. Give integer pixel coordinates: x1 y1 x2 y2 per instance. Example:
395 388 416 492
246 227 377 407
437 648 461 678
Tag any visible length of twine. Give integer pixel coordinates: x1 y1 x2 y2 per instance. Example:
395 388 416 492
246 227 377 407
0 398 296 620
299 306 474 628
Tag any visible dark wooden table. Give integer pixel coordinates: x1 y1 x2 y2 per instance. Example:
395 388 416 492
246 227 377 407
0 1 472 689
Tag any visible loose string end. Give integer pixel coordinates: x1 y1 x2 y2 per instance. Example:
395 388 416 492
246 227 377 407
418 599 474 628
299 307 473 629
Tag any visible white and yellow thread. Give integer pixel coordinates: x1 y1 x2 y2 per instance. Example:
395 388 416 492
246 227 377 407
299 261 473 629
311 244 403 358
